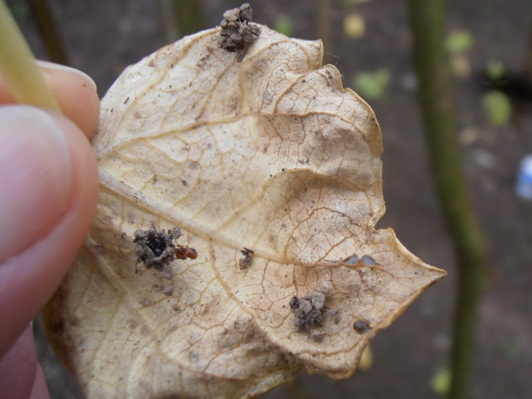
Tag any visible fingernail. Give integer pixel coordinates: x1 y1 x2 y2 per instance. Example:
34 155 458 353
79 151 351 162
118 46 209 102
0 106 73 262
36 60 97 92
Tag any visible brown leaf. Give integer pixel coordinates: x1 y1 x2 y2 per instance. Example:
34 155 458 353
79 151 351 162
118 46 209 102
43 25 445 399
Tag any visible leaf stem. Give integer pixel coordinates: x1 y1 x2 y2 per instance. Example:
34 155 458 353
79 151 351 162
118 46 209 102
407 1 489 399
0 0 60 111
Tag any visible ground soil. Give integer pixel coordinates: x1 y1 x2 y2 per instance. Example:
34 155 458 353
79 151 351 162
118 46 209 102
12 0 532 398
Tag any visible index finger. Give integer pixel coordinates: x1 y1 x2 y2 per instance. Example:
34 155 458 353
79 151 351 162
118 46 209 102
0 61 100 139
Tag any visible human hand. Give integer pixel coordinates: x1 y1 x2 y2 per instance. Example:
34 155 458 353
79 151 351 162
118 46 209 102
0 62 100 399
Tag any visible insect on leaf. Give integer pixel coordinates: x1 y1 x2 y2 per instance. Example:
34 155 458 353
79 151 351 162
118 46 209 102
43 6 445 399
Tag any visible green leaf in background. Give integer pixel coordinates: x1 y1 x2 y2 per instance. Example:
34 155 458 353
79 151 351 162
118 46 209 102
450 53 471 78
446 29 474 54
482 90 512 127
273 14 294 37
352 68 390 101
358 343 374 370
430 366 451 395
486 60 506 81
343 13 365 39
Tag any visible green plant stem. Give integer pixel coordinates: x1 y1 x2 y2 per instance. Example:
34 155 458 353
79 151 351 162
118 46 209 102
407 1 489 399
171 0 204 37
27 0 68 65
0 0 59 110
159 0 179 42
317 0 331 64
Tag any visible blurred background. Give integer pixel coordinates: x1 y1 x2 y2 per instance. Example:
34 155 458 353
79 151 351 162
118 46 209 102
8 0 532 398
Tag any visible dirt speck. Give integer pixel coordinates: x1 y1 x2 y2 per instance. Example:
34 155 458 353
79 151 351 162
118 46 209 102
289 291 326 341
239 247 254 270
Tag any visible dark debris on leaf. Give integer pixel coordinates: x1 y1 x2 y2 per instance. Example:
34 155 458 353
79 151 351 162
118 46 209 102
239 247 254 270
290 292 327 341
353 319 371 334
133 227 181 271
219 3 261 59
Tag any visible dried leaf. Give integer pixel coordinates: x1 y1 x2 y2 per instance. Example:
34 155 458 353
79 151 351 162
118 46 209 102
43 24 445 399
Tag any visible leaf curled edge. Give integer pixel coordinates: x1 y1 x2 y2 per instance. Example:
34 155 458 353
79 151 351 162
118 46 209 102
43 25 445 399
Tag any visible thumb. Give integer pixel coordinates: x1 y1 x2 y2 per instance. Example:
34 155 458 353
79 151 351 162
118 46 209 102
0 106 98 356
